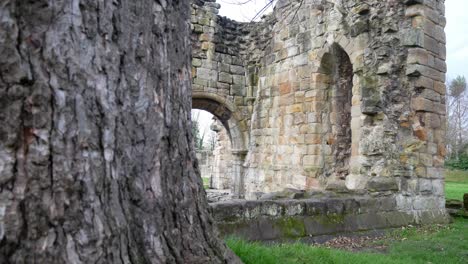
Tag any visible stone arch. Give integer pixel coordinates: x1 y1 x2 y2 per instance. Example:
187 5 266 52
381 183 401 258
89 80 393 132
192 92 246 150
317 42 364 190
192 92 247 198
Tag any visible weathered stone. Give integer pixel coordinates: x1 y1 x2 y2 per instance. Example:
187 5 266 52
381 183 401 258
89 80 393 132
197 67 218 81
366 177 398 192
219 72 232 84
190 1 448 232
211 196 448 241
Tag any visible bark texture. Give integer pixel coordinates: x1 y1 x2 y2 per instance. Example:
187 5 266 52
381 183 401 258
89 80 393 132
0 0 239 263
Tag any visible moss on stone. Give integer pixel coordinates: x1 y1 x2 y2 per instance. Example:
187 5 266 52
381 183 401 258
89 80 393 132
316 213 346 227
275 217 306 238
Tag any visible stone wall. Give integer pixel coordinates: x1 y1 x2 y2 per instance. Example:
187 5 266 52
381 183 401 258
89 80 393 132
210 193 449 241
196 149 214 179
211 120 233 189
191 0 447 213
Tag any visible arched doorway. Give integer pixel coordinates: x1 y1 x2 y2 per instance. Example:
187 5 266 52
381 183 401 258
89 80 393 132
191 94 247 198
320 44 356 188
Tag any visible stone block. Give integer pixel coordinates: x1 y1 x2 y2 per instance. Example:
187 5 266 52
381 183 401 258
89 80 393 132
304 134 321 144
424 113 441 128
432 179 444 196
197 68 217 81
287 46 299 57
201 42 213 50
303 155 323 166
325 180 347 192
407 48 428 65
396 195 413 210
345 174 368 190
293 113 306 124
193 24 203 33
412 97 433 112
413 76 434 89
217 82 230 90
420 88 440 102
279 83 291 95
434 76 447 92
423 35 440 55
218 72 232 84
413 196 438 210
419 153 433 166
199 33 211 41
426 167 444 179
192 58 202 67
193 78 208 86
230 65 244 75
201 59 217 70
219 63 230 73
307 113 321 123
286 104 303 114
434 58 447 73
311 73 330 84
306 145 321 155
232 75 245 85
405 4 440 24
418 178 433 194
402 28 425 47
300 123 322 134
406 64 444 82
366 177 398 191
230 84 244 96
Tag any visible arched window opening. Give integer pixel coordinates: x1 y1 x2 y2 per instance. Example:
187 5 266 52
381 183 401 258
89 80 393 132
321 44 354 183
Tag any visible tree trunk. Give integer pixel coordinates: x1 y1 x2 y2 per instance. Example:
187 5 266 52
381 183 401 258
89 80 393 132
0 0 240 263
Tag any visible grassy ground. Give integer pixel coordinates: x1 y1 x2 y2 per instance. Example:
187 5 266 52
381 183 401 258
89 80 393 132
202 177 210 189
227 217 468 264
445 169 468 201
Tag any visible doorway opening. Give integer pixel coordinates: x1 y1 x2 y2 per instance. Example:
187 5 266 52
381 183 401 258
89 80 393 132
191 109 235 202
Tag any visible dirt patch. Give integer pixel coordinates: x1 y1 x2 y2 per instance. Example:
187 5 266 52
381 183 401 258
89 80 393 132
313 234 389 253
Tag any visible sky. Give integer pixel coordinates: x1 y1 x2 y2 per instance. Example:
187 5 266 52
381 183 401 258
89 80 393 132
445 0 468 80
194 0 468 139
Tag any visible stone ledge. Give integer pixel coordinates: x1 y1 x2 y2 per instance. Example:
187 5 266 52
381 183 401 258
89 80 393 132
210 196 449 241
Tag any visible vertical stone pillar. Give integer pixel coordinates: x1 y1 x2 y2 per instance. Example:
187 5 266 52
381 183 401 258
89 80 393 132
231 150 248 198
396 0 447 210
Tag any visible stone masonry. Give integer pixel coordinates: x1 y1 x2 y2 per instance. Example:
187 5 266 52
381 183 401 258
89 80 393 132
210 120 234 190
191 0 447 221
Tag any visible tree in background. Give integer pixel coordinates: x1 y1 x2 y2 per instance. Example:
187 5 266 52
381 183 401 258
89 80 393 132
446 75 468 169
191 111 206 150
207 130 218 151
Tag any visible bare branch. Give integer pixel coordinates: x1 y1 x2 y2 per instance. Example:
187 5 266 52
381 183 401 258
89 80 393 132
251 0 276 21
219 0 257 5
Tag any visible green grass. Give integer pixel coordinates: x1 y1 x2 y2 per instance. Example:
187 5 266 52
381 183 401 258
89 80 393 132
445 169 468 201
227 218 468 264
202 177 210 189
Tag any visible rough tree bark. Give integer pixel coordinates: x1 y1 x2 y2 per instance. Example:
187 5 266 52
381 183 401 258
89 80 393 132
0 0 240 263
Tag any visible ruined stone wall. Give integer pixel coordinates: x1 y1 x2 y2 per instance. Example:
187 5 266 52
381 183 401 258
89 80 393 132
191 0 274 196
210 193 449 241
191 0 253 150
196 149 214 179
211 121 233 189
242 0 447 206
191 0 447 210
